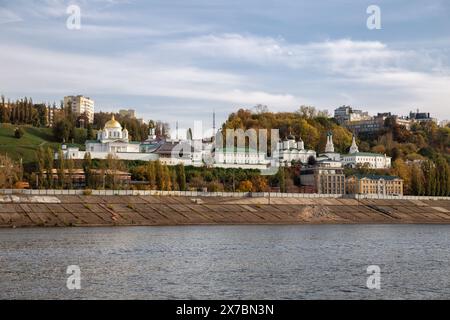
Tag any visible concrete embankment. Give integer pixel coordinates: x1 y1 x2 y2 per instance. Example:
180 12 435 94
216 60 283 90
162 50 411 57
1 195 450 228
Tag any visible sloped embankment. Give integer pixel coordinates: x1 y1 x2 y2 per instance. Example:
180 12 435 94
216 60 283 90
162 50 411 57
0 195 450 227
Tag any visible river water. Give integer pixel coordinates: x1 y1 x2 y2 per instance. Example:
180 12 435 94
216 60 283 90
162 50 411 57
0 225 449 299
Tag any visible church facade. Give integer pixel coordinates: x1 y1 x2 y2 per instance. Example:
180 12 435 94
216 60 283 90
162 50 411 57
86 115 140 153
277 135 317 166
342 135 391 169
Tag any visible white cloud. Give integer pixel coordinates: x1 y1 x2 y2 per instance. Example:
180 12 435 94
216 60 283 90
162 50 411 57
152 34 449 118
0 8 22 24
0 43 300 108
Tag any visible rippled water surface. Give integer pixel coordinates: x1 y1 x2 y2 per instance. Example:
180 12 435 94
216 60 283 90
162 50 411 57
1 225 449 299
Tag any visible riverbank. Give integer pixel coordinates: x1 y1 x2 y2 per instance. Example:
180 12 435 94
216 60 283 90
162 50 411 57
1 195 450 227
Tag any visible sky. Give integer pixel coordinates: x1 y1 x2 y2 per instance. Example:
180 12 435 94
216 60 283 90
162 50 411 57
0 0 449 132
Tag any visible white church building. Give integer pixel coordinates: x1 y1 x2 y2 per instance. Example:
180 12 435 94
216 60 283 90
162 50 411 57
60 115 157 161
277 135 317 166
86 115 140 153
342 135 391 169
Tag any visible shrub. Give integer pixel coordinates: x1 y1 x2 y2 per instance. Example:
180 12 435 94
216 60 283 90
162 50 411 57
14 127 24 139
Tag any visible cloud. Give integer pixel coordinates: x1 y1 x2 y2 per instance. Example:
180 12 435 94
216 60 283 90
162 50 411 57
0 8 22 24
0 42 300 108
151 34 449 118
157 34 435 73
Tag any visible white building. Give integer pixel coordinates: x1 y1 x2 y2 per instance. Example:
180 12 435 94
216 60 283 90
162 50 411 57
64 95 95 124
86 115 140 153
334 106 371 124
318 131 341 161
58 117 271 170
214 147 268 166
342 135 391 169
59 115 158 161
277 135 316 166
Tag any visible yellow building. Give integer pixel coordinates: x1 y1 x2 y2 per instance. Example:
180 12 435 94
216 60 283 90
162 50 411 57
347 175 403 196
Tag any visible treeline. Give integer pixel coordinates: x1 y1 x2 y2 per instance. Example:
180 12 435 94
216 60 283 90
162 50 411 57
33 148 129 189
0 95 168 143
360 118 450 163
223 106 352 153
0 95 53 127
131 164 294 193
94 112 170 141
393 157 450 196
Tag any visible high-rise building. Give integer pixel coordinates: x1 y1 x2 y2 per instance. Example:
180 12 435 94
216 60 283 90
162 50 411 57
64 95 95 124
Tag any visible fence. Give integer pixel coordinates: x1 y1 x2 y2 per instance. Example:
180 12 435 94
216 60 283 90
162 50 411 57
0 189 449 201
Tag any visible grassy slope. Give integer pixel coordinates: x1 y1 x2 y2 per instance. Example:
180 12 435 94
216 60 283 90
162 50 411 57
0 123 62 163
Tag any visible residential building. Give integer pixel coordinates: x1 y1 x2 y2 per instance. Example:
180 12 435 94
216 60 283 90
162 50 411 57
344 113 389 134
346 174 403 196
118 108 145 124
395 116 413 130
409 110 437 124
119 109 136 118
334 106 371 124
64 95 95 124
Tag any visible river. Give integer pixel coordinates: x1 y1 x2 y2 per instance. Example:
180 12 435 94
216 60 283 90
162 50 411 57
0 225 449 299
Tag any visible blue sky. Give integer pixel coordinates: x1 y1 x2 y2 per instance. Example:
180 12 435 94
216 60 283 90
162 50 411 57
0 0 449 131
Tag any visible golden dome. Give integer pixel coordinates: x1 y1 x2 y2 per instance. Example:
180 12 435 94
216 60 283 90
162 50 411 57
104 115 122 129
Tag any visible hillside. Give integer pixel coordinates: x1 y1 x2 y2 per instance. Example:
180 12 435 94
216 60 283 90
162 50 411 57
0 124 65 164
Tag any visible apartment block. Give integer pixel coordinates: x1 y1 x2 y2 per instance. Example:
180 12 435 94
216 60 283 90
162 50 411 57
64 95 95 124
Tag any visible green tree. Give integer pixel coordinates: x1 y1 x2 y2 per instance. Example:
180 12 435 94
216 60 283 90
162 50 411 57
14 127 24 139
176 164 186 191
57 149 66 189
83 152 93 189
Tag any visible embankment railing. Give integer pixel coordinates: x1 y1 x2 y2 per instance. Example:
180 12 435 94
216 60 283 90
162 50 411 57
0 189 449 201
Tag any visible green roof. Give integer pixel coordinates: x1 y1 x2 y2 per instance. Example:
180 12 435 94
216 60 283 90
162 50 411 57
345 152 387 157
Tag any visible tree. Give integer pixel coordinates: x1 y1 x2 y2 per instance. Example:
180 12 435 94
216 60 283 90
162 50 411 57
83 152 93 189
105 153 126 189
35 147 46 189
14 127 24 139
238 180 253 192
176 164 187 191
53 119 72 142
422 160 437 196
154 160 163 190
146 161 156 189
86 123 95 140
278 167 286 193
393 159 411 194
410 164 424 196
57 149 66 189
251 175 268 192
45 147 54 189
0 154 20 188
